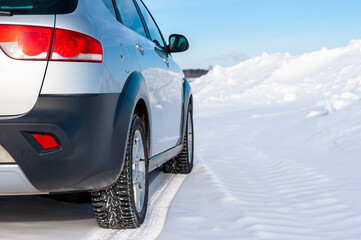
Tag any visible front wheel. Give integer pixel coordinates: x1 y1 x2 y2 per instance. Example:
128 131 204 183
91 114 149 229
163 103 194 174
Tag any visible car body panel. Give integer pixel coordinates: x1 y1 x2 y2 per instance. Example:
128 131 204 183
0 15 54 117
41 1 140 94
163 57 184 147
133 31 183 156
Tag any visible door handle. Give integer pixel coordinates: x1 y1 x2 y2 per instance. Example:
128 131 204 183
136 44 145 55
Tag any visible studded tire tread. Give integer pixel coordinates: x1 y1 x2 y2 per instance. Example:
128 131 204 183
91 115 148 229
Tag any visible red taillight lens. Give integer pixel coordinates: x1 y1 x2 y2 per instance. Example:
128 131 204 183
0 25 53 60
0 25 103 62
32 134 59 150
51 29 103 62
19 32 51 57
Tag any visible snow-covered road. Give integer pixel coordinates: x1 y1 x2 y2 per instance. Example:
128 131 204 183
0 169 186 240
159 105 361 239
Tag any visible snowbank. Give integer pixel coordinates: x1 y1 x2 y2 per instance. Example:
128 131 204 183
192 40 361 117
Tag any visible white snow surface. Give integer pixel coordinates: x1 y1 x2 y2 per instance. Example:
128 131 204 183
0 170 186 240
2 40 361 239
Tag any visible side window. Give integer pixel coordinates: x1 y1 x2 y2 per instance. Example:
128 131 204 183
114 0 147 38
101 0 117 19
135 0 165 47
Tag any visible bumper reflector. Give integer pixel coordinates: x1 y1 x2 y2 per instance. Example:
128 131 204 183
32 134 59 150
0 145 15 163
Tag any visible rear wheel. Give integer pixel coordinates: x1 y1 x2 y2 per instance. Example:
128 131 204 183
91 114 149 229
163 104 194 174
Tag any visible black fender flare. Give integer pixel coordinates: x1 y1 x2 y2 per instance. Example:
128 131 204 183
112 72 152 180
178 78 192 145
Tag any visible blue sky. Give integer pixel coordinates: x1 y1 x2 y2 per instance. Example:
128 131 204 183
144 0 361 69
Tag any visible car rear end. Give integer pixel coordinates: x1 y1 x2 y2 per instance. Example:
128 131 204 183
0 0 131 194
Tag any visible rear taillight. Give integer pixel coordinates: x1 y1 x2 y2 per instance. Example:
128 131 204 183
0 24 103 62
51 29 103 62
0 25 53 60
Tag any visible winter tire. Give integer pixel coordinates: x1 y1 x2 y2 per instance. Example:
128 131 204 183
163 103 194 174
91 114 149 229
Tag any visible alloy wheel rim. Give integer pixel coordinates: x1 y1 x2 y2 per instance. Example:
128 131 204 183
132 130 146 213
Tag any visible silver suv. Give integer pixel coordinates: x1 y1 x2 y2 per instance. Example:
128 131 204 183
0 0 193 229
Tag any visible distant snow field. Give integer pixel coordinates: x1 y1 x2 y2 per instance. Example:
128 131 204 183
159 40 361 239
2 41 361 239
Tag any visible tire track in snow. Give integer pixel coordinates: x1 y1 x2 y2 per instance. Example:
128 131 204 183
172 110 361 239
205 144 361 239
84 172 186 240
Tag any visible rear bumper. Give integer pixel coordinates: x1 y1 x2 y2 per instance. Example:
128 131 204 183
0 93 133 193
0 164 42 195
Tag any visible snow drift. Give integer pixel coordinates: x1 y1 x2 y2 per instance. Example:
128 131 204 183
192 40 361 117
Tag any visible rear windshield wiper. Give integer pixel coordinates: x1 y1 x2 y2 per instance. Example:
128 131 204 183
0 11 13 16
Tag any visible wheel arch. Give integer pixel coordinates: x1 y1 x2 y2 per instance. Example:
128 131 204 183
134 99 151 156
112 72 152 182
179 78 193 145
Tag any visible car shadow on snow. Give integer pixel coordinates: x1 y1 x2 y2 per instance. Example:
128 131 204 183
0 195 94 222
0 169 162 223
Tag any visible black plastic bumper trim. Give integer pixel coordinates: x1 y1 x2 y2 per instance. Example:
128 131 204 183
0 93 133 192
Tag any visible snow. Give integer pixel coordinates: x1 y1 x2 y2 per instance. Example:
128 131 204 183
3 40 361 239
192 40 361 118
0 170 185 240
159 40 361 239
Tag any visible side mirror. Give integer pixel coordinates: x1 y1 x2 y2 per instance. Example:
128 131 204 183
168 34 189 53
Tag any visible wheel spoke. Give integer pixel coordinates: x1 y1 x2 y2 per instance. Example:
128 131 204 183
132 170 137 185
139 160 145 172
138 172 145 189
137 139 142 160
133 184 140 210
138 188 145 210
132 138 138 169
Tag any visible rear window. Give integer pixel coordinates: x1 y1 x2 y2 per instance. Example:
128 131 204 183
0 0 79 14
